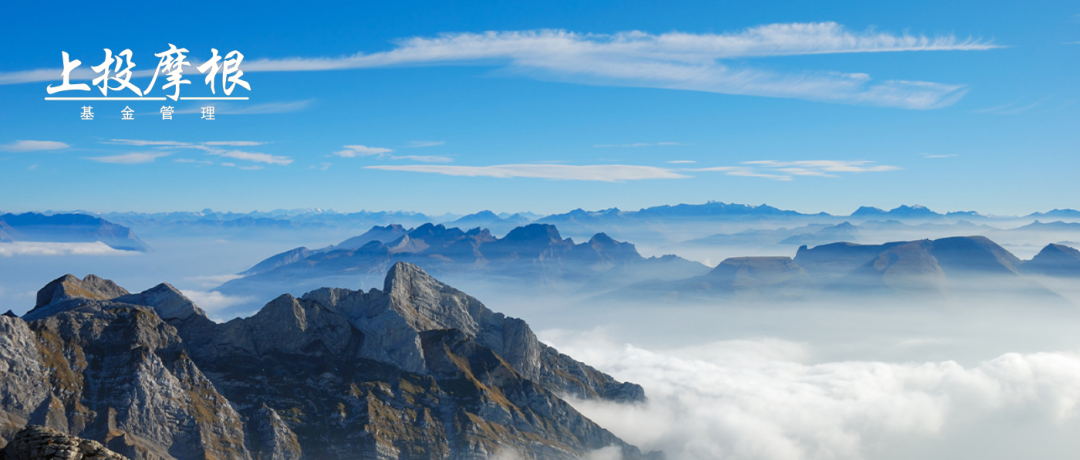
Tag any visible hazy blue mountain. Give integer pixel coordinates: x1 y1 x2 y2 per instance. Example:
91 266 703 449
332 224 409 250
1025 209 1080 220
849 205 943 220
0 213 150 252
609 236 1065 302
670 225 829 248
1006 220 1080 232
215 223 702 316
1021 244 1080 277
780 222 861 245
442 210 501 228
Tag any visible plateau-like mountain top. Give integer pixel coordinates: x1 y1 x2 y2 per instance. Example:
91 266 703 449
0 264 661 460
0 213 150 252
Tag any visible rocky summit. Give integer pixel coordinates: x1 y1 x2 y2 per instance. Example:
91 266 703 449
0 264 661 460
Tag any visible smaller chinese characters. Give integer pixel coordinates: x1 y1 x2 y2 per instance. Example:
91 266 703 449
161 106 174 120
80 106 94 120
201 106 215 120
121 106 134 120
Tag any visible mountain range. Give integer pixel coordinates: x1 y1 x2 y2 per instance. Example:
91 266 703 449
215 223 710 316
0 264 662 460
611 236 1080 302
40 202 1080 243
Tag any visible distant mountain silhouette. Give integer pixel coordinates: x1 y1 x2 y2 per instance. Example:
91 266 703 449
216 223 705 316
850 205 943 220
0 213 150 251
1021 244 1080 277
610 236 1065 302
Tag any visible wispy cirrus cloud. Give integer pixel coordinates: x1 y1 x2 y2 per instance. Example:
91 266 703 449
366 163 688 181
208 150 292 165
105 139 289 166
85 152 171 164
109 139 268 147
972 97 1050 115
232 23 995 109
595 142 685 148
335 145 394 157
335 145 453 162
1 23 997 109
692 160 899 181
0 140 70 152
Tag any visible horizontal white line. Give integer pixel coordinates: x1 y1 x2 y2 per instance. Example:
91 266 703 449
45 96 251 101
45 97 167 101
180 97 250 100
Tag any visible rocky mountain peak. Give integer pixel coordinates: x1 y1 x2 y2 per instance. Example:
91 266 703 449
33 274 129 310
114 283 206 321
502 223 563 243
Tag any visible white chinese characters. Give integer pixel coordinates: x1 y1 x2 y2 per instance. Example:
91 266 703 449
46 46 251 100
91 49 143 96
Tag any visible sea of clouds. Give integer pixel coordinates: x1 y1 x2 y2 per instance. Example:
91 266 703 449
544 329 1080 460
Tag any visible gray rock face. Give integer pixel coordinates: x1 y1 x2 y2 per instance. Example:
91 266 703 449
295 262 645 403
1 266 659 460
0 295 251 460
3 425 128 460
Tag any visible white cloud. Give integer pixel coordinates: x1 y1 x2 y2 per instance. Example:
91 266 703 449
184 274 244 288
335 145 394 157
667 160 696 164
693 160 899 181
175 158 214 165
180 290 255 320
335 145 453 162
365 163 688 181
207 149 292 165
85 152 171 164
744 160 901 172
103 139 288 166
108 139 191 147
0 242 137 256
0 140 70 152
545 330 1080 460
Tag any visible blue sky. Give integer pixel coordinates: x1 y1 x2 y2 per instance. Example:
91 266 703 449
0 1 1077 216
